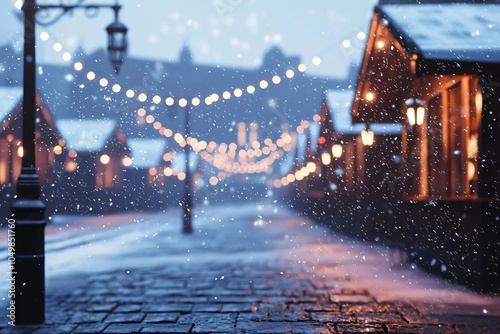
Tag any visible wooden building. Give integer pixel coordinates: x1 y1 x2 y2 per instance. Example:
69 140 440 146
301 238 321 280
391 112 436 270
287 89 402 240
124 137 176 210
54 119 130 213
351 0 500 291
0 88 62 215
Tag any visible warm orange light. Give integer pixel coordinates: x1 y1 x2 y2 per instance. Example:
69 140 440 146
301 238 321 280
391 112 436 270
179 98 188 108
321 152 331 166
332 144 342 158
475 91 483 114
122 156 133 167
100 154 111 165
163 167 173 176
407 107 416 126
68 150 77 159
53 145 63 155
318 136 326 145
361 129 374 146
468 135 479 159
467 161 476 181
65 161 77 172
405 98 425 126
416 107 425 126
209 176 219 186
365 92 375 102
306 161 316 173
137 108 146 117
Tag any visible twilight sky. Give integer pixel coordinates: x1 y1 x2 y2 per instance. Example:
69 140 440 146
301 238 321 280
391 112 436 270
1 0 378 78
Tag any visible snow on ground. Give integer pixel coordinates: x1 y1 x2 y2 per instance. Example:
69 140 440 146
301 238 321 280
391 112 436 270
1 201 499 316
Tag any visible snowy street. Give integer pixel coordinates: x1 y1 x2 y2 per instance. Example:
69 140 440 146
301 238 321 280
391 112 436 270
1 201 499 333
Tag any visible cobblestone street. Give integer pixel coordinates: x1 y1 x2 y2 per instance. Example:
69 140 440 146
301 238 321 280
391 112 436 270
2 203 499 333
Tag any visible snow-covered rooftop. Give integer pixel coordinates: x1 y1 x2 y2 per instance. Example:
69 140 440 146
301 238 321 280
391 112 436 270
370 123 403 135
326 90 366 134
171 151 200 173
56 119 117 152
127 138 167 168
380 3 500 62
326 89 402 136
0 87 22 123
308 121 321 153
296 132 308 164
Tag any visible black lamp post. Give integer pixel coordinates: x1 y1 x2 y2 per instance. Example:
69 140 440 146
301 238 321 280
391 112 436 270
182 100 193 234
12 0 127 325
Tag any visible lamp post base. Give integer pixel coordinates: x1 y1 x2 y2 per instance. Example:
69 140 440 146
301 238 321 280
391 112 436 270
11 171 46 325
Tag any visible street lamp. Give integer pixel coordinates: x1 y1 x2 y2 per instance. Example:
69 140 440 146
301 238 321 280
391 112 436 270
106 6 128 73
180 98 193 234
12 0 127 325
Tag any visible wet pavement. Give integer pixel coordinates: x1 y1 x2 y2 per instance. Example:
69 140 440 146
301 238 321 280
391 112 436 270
1 202 499 333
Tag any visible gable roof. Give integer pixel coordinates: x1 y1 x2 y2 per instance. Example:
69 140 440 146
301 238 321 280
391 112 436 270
377 3 500 63
127 138 168 168
326 90 366 134
56 119 117 152
0 87 22 123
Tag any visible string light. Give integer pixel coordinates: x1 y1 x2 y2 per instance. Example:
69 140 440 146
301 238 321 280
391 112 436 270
36 34 328 183
38 30 323 114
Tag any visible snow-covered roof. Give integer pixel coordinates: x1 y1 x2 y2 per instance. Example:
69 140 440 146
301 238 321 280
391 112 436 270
171 151 200 173
296 132 308 164
56 119 117 152
380 3 500 63
308 121 321 153
279 148 296 176
370 123 402 135
127 138 167 168
326 90 366 134
0 87 22 123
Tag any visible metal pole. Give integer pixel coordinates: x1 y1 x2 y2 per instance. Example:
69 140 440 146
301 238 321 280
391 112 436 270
10 0 47 324
182 103 193 234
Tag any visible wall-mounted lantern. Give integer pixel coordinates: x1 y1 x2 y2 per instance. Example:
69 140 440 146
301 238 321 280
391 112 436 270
331 144 343 158
321 151 332 166
405 98 425 126
361 127 374 146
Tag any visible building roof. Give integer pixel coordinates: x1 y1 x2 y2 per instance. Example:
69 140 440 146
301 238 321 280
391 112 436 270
0 87 22 123
296 132 308 164
171 152 200 173
326 89 402 135
378 3 500 63
370 123 403 135
127 138 168 168
56 119 117 152
326 90 366 134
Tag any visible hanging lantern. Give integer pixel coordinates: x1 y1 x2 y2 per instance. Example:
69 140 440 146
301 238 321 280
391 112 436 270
405 98 425 126
106 8 128 73
321 152 331 166
361 128 374 146
331 144 342 158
